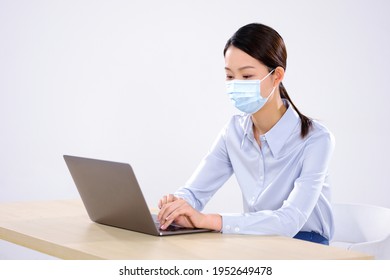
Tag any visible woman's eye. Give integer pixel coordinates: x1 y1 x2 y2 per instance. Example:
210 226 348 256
243 75 253 79
226 75 234 80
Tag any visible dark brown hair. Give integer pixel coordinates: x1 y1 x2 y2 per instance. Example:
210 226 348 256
224 23 312 138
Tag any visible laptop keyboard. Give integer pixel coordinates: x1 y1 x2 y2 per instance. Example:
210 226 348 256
152 214 187 231
155 222 186 232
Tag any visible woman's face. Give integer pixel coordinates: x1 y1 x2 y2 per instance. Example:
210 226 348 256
224 46 275 98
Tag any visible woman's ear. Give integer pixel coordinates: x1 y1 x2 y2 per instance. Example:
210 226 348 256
273 66 285 87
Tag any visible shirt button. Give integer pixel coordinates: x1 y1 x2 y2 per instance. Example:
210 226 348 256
234 227 240 233
225 225 231 231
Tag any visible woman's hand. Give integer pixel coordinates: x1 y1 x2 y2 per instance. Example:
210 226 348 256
157 194 222 231
158 194 178 209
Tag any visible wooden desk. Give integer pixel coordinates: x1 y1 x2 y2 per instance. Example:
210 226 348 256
0 200 372 260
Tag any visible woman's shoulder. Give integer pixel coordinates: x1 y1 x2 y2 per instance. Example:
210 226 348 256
228 113 251 126
224 113 252 132
216 114 252 141
308 119 335 146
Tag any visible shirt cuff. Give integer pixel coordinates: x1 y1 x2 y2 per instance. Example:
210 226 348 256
221 214 243 234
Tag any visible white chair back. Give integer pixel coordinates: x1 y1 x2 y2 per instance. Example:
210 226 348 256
331 203 390 259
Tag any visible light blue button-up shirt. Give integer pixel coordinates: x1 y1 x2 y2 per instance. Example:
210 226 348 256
175 100 335 239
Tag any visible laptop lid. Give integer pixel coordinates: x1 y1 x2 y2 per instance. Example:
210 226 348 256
63 155 211 236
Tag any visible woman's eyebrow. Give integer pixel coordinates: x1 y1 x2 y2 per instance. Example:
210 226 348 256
225 66 256 71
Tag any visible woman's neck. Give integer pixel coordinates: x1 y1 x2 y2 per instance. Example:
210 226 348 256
251 95 287 136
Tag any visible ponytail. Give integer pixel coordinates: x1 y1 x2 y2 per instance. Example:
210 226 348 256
279 82 312 138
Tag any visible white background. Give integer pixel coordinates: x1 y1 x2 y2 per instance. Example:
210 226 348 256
1 0 389 259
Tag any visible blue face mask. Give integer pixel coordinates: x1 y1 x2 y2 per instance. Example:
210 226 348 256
226 69 275 114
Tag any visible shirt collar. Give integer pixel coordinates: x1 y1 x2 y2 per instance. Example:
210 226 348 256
240 100 300 157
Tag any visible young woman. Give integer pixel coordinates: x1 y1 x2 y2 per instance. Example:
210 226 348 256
157 23 335 245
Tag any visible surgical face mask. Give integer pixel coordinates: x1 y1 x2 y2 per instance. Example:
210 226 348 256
226 69 275 114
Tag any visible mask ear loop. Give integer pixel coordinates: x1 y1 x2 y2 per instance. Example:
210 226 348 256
260 68 276 82
259 69 276 101
267 86 277 99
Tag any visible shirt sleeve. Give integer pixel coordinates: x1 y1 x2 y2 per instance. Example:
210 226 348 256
174 122 234 211
222 130 335 237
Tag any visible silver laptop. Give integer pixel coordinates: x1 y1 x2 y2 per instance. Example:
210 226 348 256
63 155 211 236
